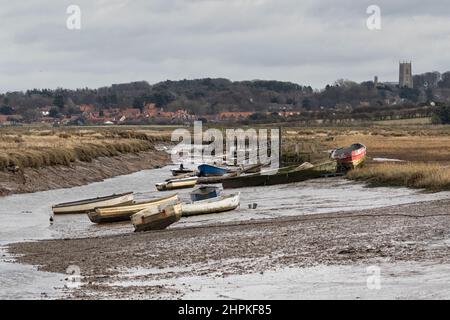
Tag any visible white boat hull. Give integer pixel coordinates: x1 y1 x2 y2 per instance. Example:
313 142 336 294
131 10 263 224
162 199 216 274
181 193 240 217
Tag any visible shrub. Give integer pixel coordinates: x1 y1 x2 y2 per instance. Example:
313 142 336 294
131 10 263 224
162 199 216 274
432 106 450 124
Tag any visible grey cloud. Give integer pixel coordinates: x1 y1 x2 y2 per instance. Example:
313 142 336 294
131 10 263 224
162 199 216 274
1 0 450 92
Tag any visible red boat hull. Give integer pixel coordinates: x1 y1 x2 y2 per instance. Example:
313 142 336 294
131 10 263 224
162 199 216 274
331 144 367 170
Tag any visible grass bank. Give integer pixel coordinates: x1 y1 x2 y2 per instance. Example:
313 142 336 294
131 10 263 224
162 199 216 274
0 128 171 171
347 162 450 192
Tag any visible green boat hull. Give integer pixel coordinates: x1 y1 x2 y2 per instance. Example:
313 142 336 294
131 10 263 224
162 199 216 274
222 162 337 189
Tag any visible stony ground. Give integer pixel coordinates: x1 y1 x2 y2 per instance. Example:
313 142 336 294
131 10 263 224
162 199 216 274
8 199 450 299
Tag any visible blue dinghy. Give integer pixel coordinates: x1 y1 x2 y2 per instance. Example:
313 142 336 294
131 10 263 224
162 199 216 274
198 164 231 177
190 186 221 202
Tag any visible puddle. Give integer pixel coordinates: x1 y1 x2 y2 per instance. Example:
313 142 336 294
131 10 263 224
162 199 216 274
107 261 450 299
0 247 67 300
373 158 405 162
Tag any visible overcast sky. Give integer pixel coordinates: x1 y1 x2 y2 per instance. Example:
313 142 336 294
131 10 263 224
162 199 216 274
1 0 450 92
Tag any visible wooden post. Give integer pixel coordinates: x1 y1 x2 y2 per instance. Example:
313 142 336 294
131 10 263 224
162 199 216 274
278 126 282 167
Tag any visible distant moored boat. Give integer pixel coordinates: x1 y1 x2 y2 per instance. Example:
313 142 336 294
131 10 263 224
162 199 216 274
156 177 198 191
171 164 195 177
198 164 232 177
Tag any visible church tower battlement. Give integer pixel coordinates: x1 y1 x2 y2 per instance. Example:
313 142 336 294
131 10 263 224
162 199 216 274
399 62 413 88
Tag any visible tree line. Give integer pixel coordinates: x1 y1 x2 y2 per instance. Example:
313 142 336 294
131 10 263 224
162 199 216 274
2 75 450 123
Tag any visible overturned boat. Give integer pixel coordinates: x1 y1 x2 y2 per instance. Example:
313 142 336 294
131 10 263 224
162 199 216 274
132 204 182 232
156 176 198 191
331 143 367 171
222 161 337 189
88 194 179 223
181 193 240 217
52 192 134 215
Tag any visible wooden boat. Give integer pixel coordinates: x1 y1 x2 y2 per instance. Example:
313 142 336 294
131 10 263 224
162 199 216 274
88 194 179 223
241 163 264 174
197 172 237 184
330 143 367 171
190 186 221 202
132 204 182 232
222 161 337 189
181 193 240 217
198 164 232 177
52 192 134 215
196 163 264 184
156 177 198 191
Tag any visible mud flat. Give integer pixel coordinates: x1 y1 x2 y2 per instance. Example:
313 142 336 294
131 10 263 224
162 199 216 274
8 199 450 299
0 150 169 196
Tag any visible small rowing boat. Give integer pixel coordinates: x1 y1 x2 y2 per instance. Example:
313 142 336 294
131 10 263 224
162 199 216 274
190 186 221 202
156 177 198 191
52 192 134 215
181 193 240 217
171 164 195 176
171 169 195 176
132 204 182 232
88 194 179 223
331 143 367 171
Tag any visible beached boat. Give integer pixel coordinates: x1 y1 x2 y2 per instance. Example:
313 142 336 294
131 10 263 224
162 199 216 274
331 143 367 171
181 193 240 217
52 192 134 215
190 186 221 202
132 204 182 232
198 164 232 177
222 161 337 189
88 194 179 223
156 176 198 191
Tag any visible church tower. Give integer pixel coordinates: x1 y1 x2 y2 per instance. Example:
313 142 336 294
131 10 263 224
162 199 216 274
399 62 413 88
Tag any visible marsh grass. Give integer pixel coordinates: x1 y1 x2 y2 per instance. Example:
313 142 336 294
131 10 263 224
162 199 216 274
0 128 171 170
283 126 450 162
282 126 450 191
347 162 450 191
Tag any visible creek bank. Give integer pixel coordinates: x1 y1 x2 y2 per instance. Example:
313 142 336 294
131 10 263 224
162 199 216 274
0 149 170 197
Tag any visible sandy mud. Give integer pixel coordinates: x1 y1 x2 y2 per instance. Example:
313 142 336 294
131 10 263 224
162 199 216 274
8 199 450 299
